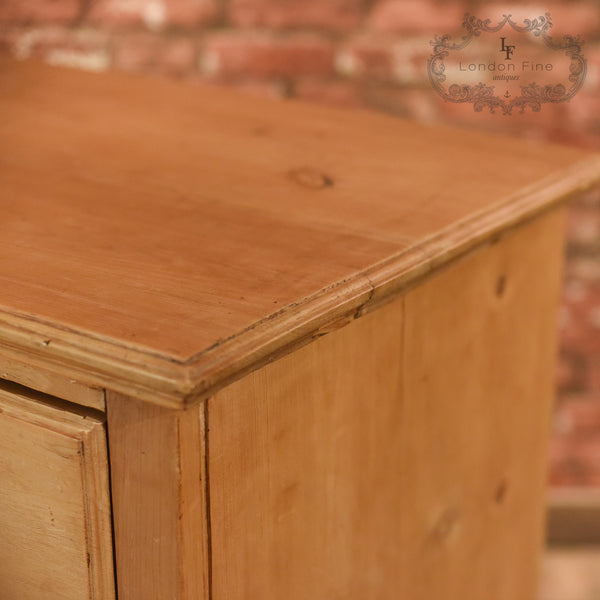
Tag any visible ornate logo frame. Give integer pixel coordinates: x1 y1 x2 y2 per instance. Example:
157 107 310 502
428 14 587 115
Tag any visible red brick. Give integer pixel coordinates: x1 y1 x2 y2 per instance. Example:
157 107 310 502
200 33 335 79
114 33 196 76
548 435 600 486
480 3 600 37
556 354 584 393
292 78 364 108
87 0 217 30
587 356 600 394
567 92 600 132
554 395 600 436
565 257 600 285
367 0 465 35
0 30 12 53
559 285 600 356
337 36 433 87
0 0 81 24
0 28 23 55
335 37 396 80
566 206 600 249
587 45 600 90
562 280 591 309
544 2 600 36
2 26 110 71
229 0 363 32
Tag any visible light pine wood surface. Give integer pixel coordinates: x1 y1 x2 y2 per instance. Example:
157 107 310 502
399 207 565 600
0 58 598 407
106 392 209 600
207 209 564 600
0 382 114 600
209 290 405 599
0 355 105 410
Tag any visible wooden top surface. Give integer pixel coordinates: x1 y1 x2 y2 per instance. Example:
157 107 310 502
1 57 599 407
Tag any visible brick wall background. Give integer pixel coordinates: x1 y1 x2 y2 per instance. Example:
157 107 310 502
1 0 599 487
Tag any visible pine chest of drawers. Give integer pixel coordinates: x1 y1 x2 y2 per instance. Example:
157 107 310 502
1 58 599 600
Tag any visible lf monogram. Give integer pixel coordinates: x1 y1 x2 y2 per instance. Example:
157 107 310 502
428 13 587 114
500 37 515 59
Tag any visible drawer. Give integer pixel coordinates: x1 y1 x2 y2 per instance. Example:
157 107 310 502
0 383 115 600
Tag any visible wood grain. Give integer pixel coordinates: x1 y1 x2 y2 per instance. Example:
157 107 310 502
209 293 405 599
106 392 209 600
0 58 598 407
0 382 114 599
0 355 105 410
207 208 564 599
399 207 566 600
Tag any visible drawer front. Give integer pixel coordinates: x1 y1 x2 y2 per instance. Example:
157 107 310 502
0 383 115 600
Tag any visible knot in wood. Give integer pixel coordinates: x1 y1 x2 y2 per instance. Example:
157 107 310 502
288 167 334 189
